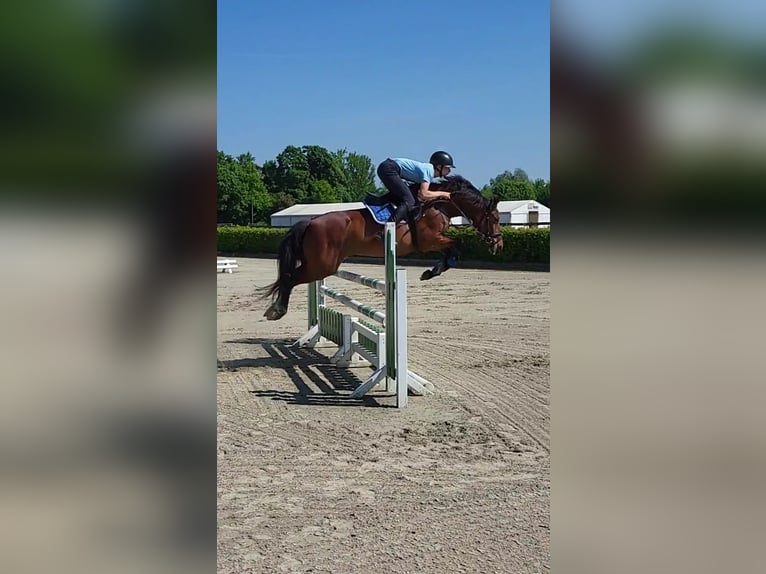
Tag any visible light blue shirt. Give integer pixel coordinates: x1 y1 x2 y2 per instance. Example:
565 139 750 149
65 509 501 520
393 158 436 184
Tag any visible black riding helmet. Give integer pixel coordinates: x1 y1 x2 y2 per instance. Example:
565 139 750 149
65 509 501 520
429 150 455 168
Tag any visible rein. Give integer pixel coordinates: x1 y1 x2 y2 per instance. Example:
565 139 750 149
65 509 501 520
428 196 502 246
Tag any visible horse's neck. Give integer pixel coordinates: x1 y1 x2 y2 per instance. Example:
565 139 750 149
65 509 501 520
448 194 482 222
433 200 461 218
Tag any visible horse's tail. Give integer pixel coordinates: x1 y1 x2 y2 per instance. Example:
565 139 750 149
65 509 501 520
257 219 311 303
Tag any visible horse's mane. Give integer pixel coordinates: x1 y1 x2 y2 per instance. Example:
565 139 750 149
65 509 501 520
431 174 495 211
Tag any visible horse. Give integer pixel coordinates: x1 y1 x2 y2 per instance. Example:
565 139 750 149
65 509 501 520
259 174 504 321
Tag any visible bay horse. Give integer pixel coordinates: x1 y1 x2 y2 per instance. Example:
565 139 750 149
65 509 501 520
259 174 503 321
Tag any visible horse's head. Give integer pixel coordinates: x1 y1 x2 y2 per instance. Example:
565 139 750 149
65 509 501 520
431 175 504 254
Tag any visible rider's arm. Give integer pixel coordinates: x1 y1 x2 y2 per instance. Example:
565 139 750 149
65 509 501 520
417 181 450 201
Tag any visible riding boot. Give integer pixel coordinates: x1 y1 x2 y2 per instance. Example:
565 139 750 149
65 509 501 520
374 204 409 241
392 203 409 224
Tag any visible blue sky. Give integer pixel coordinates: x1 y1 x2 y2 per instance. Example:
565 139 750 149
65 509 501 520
217 0 549 187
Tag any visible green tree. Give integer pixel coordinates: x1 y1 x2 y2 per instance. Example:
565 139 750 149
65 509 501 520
340 150 376 200
262 145 312 202
262 144 348 202
482 169 537 201
304 145 346 190
236 152 272 223
494 179 537 201
512 168 529 182
261 159 279 194
217 151 271 225
271 192 296 213
533 178 550 206
240 145 388 210
308 179 339 203
217 151 240 223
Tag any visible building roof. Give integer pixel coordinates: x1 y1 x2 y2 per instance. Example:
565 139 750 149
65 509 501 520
271 203 365 217
271 199 549 218
496 200 550 213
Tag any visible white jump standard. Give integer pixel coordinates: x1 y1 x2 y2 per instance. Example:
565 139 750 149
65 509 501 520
293 222 433 408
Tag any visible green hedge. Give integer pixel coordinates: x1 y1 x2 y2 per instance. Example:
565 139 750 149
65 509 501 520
439 226 549 264
217 226 286 254
218 225 549 264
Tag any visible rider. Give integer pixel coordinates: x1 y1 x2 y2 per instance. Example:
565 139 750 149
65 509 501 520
376 151 455 225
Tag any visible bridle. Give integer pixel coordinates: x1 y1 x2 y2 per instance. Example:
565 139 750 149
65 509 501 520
474 207 503 245
436 195 502 248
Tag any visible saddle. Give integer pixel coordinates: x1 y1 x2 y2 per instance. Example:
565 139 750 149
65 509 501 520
361 192 425 250
361 192 425 224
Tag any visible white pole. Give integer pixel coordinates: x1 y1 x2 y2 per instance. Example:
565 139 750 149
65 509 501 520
395 268 408 408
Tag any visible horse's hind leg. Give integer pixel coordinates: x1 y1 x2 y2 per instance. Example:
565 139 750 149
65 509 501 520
265 241 343 320
264 282 292 321
263 214 352 320
265 249 333 318
264 286 290 320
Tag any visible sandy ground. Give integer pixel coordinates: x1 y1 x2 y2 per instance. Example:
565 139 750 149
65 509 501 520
217 257 550 573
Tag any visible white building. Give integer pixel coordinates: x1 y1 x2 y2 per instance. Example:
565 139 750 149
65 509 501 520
270 200 549 228
501 200 549 226
270 202 365 228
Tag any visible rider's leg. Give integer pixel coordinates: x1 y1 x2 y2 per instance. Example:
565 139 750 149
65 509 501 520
376 159 416 220
374 159 418 240
391 203 409 223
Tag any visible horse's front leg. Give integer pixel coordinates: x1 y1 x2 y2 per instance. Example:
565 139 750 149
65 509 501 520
420 241 460 281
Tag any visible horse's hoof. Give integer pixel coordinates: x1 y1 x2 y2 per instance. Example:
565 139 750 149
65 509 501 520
420 269 434 281
264 304 286 321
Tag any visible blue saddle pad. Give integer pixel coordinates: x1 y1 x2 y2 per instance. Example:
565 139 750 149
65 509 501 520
363 202 394 224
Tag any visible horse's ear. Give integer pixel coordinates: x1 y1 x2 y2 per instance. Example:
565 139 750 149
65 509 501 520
490 197 499 208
